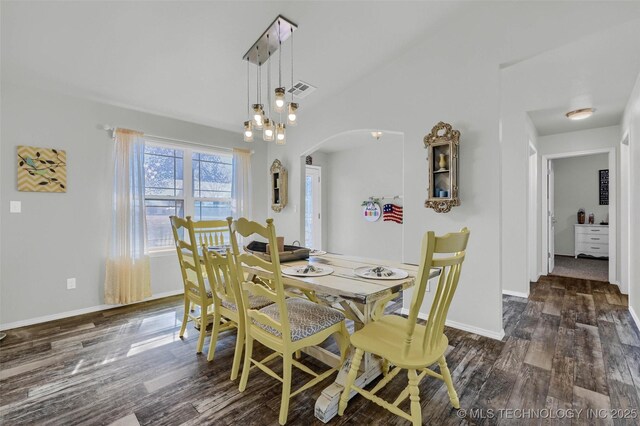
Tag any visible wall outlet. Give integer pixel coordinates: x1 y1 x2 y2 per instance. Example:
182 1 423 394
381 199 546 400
67 278 76 290
10 201 21 213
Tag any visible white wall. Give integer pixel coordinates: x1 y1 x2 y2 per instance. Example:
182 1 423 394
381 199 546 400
0 84 268 327
538 126 621 156
322 134 403 260
526 116 541 282
621 72 640 326
266 3 640 339
553 154 609 255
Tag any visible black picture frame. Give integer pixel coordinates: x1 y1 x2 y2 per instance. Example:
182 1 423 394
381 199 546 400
599 169 609 205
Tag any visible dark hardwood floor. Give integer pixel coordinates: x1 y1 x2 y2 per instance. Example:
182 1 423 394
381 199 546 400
1 275 639 425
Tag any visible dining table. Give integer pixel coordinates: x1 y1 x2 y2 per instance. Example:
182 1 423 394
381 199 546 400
242 252 442 423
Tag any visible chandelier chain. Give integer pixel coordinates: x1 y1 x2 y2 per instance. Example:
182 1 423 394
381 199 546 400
246 59 250 118
278 20 282 87
290 27 294 101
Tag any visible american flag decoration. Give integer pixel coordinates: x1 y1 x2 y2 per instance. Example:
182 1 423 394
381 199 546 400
383 203 403 224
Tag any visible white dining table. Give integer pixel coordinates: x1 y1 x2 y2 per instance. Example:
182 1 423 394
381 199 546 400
243 252 441 423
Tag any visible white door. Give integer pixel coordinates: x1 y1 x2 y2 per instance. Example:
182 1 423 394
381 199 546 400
304 166 322 249
548 160 555 273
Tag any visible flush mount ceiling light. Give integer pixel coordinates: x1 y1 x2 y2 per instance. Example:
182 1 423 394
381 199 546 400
371 131 383 140
565 108 595 121
243 16 299 145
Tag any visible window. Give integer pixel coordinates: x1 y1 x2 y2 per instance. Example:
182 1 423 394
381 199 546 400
143 141 233 250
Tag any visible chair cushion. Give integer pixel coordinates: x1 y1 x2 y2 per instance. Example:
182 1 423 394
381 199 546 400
254 298 345 342
188 286 212 298
221 295 273 311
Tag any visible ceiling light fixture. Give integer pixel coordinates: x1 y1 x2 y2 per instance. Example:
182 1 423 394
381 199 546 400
371 131 383 140
243 16 299 145
565 108 594 121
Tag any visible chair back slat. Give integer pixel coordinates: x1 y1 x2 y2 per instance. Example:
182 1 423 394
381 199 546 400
403 228 470 358
228 217 291 343
201 247 238 306
193 219 229 249
170 216 210 302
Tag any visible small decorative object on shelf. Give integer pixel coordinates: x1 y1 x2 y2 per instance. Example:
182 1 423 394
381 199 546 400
588 213 595 224
305 155 313 165
577 208 585 224
270 159 288 212
424 121 460 213
438 153 447 171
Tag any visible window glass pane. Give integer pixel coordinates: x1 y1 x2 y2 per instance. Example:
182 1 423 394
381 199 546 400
194 200 232 221
144 146 184 197
145 199 184 249
145 145 184 158
192 151 232 199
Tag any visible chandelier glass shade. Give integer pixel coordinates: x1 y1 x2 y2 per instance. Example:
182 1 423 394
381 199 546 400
243 16 299 145
263 118 275 142
287 102 298 126
276 123 286 145
243 121 254 142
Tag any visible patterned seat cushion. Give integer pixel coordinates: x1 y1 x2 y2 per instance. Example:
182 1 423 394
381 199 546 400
188 286 212 298
254 298 345 342
221 295 273 311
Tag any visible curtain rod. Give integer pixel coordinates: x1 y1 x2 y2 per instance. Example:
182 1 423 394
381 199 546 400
102 125 254 154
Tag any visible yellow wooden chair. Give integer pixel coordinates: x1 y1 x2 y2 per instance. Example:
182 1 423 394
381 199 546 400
192 218 230 249
200 220 272 379
338 228 470 426
170 215 215 354
228 217 350 425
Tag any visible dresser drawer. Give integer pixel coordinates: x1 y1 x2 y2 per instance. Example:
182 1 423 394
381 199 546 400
575 241 609 257
575 226 609 236
576 234 608 244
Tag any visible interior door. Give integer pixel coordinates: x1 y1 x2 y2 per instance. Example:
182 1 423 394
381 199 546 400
548 160 555 273
304 166 322 249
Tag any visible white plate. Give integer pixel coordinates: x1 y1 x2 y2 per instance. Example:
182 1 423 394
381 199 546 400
354 266 409 280
309 250 327 256
282 264 334 277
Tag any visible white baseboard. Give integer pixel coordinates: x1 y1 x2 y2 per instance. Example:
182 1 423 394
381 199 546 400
630 306 640 332
0 290 184 331
399 308 505 341
502 289 529 299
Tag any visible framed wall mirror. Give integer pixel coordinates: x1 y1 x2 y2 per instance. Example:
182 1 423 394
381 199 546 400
424 121 460 213
271 159 288 212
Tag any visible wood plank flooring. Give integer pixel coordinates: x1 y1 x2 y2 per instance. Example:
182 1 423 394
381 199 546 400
1 275 639 425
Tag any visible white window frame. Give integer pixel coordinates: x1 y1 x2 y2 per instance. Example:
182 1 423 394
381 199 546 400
143 138 232 253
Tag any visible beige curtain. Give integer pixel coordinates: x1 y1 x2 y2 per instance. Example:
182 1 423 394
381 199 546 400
104 128 151 304
232 148 252 219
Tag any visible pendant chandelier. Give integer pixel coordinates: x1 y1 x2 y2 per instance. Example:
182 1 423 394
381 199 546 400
243 16 298 144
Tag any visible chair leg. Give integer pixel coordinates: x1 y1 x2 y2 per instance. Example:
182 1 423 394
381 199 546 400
294 350 301 359
179 298 189 338
206 310 222 361
230 323 244 380
407 369 422 426
333 323 350 365
239 335 253 392
382 358 390 377
279 353 293 425
196 306 208 353
438 355 460 408
338 347 363 416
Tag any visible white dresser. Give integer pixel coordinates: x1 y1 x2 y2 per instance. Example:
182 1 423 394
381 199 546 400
574 224 609 258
